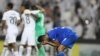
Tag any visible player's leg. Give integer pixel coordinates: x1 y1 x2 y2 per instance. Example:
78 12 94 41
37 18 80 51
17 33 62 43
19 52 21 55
57 45 66 56
26 46 32 56
26 32 36 56
26 42 32 56
36 35 46 56
19 45 24 56
9 43 18 56
37 43 46 56
1 35 10 56
36 34 46 56
8 34 19 56
1 46 10 56
19 32 27 56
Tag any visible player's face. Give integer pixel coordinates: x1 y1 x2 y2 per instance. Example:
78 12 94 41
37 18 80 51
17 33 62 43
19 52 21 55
42 35 49 45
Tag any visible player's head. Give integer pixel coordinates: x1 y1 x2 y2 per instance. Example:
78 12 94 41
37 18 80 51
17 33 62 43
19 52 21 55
21 3 30 9
20 3 30 13
38 34 49 44
31 5 38 10
7 2 14 10
24 3 30 9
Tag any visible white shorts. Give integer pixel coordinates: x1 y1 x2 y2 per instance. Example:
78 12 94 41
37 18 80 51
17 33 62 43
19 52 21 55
20 29 36 46
4 28 18 45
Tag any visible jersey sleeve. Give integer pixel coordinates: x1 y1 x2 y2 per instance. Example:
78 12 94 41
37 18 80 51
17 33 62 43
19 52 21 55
31 10 41 14
2 13 7 20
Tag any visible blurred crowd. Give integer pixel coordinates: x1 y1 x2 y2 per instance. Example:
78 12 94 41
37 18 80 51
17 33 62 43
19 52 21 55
0 0 100 40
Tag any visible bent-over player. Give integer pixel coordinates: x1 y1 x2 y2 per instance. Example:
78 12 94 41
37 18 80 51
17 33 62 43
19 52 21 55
38 27 78 56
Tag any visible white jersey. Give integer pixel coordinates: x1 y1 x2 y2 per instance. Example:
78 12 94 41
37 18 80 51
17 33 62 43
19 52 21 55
2 10 20 29
21 10 36 46
22 10 35 30
2 10 20 44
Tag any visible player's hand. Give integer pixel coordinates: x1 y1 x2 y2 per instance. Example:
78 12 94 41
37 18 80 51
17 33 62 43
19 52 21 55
42 41 49 45
36 5 45 13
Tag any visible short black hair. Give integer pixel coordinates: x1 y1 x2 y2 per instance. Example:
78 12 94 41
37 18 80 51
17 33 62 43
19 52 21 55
38 35 46 42
31 5 38 10
7 2 13 9
22 3 31 9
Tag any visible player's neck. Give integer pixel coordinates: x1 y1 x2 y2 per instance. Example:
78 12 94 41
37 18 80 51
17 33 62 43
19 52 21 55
7 9 13 11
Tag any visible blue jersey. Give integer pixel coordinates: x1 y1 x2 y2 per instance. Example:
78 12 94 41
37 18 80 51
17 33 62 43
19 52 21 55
47 27 78 48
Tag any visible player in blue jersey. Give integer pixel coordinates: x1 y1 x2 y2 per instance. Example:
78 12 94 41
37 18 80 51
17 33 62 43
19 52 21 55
38 27 78 56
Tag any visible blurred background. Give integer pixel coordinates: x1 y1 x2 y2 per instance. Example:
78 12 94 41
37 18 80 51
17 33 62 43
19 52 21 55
0 0 100 56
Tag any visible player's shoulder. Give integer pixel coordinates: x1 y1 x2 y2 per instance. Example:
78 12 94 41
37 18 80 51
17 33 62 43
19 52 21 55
3 11 10 17
24 9 31 14
31 10 40 14
5 10 19 15
3 11 8 15
21 10 30 16
12 10 19 14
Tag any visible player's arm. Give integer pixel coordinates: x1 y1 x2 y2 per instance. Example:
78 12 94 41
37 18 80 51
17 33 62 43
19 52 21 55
17 13 21 26
31 13 39 20
19 15 24 30
17 17 23 27
31 6 45 20
36 5 45 13
47 41 60 47
17 20 21 26
2 13 7 30
41 38 59 47
17 18 25 33
46 39 60 47
1 20 7 30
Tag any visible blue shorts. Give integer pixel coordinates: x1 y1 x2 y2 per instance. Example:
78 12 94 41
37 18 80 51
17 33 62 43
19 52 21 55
61 33 78 49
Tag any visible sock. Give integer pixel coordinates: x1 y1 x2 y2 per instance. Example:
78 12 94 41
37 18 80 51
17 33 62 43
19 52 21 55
13 51 19 56
38 45 46 56
26 47 32 56
35 46 38 56
1 47 9 56
57 52 65 56
19 46 24 56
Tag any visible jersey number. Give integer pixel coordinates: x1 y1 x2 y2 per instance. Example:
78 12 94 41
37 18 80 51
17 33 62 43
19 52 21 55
25 14 30 24
10 16 17 24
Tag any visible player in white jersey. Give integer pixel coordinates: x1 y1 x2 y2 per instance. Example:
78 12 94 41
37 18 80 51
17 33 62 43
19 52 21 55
19 3 36 56
1 3 20 56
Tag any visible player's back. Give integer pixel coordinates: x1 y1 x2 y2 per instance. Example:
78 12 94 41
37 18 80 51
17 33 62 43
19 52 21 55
48 27 77 42
3 10 20 28
22 10 35 30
